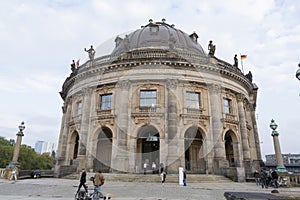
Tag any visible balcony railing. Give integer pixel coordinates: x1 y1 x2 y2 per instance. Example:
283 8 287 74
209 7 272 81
224 113 237 121
136 106 158 113
186 108 203 115
96 109 112 115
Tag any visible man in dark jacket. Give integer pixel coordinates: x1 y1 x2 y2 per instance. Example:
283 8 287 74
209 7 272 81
76 168 88 194
261 169 268 189
271 169 279 188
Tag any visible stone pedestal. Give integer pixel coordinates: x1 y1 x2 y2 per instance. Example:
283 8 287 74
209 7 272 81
236 167 246 182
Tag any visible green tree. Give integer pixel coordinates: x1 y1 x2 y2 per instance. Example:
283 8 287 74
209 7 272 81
0 136 54 170
0 145 13 167
0 136 11 146
18 144 38 169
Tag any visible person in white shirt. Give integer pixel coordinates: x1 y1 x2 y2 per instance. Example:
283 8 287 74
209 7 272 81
152 162 157 174
143 162 147 175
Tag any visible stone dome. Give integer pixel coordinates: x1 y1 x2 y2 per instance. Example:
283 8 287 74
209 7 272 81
111 21 206 56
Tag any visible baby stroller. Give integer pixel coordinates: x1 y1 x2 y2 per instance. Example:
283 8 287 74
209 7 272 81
75 178 111 200
75 189 90 200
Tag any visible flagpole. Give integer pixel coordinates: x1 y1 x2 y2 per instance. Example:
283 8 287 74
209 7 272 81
240 53 244 74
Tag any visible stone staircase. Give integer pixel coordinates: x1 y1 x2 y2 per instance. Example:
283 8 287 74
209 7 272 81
64 173 232 183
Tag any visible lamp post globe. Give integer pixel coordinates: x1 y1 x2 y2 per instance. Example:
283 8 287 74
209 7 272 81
269 119 277 130
269 119 287 173
296 63 300 81
17 121 25 136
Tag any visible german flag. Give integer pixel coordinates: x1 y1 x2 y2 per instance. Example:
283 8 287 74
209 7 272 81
241 55 247 60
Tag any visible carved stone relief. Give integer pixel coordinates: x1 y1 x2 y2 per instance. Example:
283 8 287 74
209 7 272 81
118 80 130 90
166 79 178 90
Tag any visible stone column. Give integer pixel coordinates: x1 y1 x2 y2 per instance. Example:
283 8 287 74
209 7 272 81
245 103 256 159
236 94 251 179
56 103 67 161
250 103 262 161
208 84 226 174
236 94 251 160
77 88 93 170
273 135 285 170
166 79 179 173
58 99 72 165
270 121 287 173
128 136 137 174
113 80 130 172
12 130 24 163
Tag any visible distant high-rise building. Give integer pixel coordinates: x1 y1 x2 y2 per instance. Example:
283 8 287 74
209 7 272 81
34 141 56 155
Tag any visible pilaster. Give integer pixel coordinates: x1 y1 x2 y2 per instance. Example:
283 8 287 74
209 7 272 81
236 94 250 160
208 84 226 173
78 88 93 156
113 80 130 172
166 79 180 173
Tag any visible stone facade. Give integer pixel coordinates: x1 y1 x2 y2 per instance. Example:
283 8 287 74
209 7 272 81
55 20 263 181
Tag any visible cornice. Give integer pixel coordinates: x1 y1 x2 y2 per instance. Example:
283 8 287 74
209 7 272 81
61 50 255 100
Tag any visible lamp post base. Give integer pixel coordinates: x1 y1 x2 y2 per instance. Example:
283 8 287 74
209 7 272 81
276 165 288 173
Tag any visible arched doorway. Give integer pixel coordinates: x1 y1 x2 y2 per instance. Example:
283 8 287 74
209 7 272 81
94 127 113 173
69 131 79 163
224 130 239 167
184 126 205 173
137 125 160 173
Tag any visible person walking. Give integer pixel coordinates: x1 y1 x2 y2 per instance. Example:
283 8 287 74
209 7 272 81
10 168 17 181
152 162 157 174
143 161 147 175
183 169 187 186
93 170 105 200
160 170 167 185
271 169 278 188
261 169 268 189
76 168 88 194
253 170 260 186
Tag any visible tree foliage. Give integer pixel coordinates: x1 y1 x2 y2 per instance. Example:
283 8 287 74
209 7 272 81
0 136 54 170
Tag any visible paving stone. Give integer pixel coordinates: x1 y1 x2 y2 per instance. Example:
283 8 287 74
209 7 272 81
224 192 285 200
0 178 299 200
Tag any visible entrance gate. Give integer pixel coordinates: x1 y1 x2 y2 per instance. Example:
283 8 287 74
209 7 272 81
137 125 160 173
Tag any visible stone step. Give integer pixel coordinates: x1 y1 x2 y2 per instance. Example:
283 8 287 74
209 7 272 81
66 173 232 183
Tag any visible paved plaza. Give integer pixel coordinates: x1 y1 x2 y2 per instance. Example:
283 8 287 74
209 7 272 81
0 178 300 200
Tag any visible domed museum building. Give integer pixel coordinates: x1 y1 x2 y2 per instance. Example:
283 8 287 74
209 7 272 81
56 20 263 181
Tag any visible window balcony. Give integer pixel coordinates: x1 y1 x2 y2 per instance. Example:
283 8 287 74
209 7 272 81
222 113 238 124
137 106 158 113
186 108 203 115
131 106 164 118
97 109 112 115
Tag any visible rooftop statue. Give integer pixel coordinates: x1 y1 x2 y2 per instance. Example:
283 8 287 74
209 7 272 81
70 60 76 72
245 71 253 82
233 54 238 68
123 35 130 51
84 45 96 60
208 40 216 56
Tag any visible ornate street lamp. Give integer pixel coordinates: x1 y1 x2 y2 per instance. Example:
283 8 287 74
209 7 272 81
269 119 287 173
296 63 300 81
11 122 25 164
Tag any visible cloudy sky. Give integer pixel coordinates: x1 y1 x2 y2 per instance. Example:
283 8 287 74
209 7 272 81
0 0 299 160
